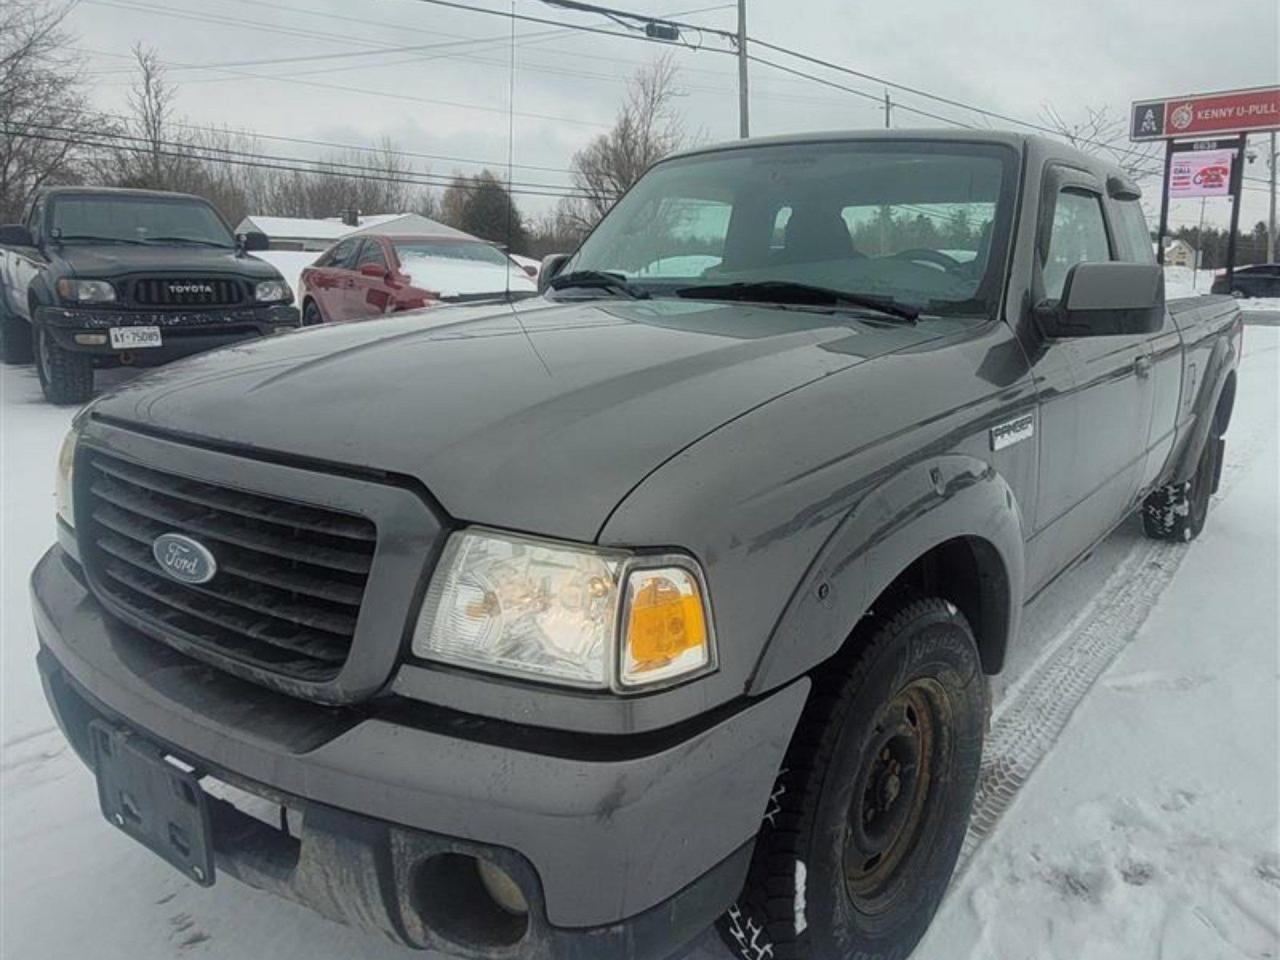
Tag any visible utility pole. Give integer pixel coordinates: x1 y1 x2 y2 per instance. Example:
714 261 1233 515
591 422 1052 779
736 0 749 138
1269 131 1277 262
883 89 891 129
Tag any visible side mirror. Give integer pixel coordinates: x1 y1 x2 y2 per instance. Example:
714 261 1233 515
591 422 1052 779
237 231 269 252
359 263 388 279
521 264 537 278
537 253 571 294
1036 262 1163 338
0 224 36 248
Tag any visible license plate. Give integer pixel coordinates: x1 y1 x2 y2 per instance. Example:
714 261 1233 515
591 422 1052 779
90 720 215 886
109 326 162 349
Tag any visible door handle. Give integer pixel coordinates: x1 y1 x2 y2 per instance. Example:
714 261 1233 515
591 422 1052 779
1134 355 1152 378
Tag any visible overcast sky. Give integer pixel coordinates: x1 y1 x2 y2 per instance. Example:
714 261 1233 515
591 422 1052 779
66 0 1279 230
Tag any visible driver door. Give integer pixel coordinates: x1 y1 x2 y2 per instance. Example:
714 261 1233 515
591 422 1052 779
1029 169 1155 590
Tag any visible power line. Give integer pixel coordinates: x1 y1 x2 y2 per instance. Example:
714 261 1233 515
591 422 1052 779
746 35 1274 190
382 0 736 54
75 43 611 129
83 111 580 176
6 121 594 199
746 54 972 128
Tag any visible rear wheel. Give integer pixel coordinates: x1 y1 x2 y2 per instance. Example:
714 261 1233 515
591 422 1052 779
35 325 93 404
718 597 987 960
1142 431 1220 542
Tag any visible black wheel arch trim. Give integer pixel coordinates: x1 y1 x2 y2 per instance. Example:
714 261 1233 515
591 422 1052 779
748 454 1024 696
1169 326 1240 486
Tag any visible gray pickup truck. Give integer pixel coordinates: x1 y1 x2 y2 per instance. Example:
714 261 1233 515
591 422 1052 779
0 186 299 404
30 131 1240 960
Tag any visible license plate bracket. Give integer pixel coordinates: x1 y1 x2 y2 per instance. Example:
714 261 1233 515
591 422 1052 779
108 326 162 349
90 720 215 886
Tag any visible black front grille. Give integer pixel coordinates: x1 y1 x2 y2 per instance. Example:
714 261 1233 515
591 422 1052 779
82 453 377 682
131 277 246 307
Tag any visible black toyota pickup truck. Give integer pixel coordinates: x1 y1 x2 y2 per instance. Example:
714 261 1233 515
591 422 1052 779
0 186 299 404
30 132 1240 960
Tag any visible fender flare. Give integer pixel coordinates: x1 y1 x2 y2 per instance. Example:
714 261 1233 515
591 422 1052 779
747 454 1025 695
1169 333 1237 486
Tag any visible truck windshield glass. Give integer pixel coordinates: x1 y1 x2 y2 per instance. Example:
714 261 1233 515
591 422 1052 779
563 140 1017 318
49 196 234 247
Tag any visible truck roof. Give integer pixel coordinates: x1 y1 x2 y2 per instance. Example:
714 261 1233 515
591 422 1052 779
663 129 1131 188
34 185 212 203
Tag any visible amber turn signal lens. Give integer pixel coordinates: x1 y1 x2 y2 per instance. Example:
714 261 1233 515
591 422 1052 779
620 567 711 687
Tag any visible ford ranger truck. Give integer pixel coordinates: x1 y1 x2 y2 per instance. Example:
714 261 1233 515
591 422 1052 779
0 186 299 404
31 132 1241 960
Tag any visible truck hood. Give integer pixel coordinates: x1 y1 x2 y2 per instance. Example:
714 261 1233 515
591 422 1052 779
90 297 941 542
59 244 285 281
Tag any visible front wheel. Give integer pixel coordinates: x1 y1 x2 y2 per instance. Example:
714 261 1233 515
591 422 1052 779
35 326 94 404
719 597 987 960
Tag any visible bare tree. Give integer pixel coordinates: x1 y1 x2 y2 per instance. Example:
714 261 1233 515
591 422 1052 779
129 44 174 187
0 0 101 221
1040 104 1159 180
557 54 688 234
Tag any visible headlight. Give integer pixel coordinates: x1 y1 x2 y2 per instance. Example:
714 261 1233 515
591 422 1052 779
411 529 714 690
255 280 292 303
56 278 115 303
55 425 78 528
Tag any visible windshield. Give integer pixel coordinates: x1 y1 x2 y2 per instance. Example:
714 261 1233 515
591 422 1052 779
563 139 1017 318
49 195 234 247
393 239 510 267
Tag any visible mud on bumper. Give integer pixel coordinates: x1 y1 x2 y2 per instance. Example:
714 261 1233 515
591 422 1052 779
32 547 807 959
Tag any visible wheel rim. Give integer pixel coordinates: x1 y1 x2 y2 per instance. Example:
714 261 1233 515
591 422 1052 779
844 680 944 909
304 303 321 325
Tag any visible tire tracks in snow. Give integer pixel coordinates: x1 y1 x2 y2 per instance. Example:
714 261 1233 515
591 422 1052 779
956 422 1266 875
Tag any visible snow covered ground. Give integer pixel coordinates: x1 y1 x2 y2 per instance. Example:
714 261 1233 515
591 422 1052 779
1 331 1276 960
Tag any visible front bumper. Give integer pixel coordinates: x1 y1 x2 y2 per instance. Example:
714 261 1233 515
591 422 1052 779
35 304 300 365
32 546 807 958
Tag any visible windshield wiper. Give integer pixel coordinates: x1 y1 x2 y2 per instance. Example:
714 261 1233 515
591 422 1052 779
53 234 148 245
144 236 232 247
675 280 919 323
548 270 650 300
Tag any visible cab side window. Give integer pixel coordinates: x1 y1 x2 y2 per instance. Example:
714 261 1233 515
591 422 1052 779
1112 200 1156 265
1043 189 1112 300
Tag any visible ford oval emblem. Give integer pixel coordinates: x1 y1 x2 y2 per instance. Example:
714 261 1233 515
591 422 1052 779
152 532 218 585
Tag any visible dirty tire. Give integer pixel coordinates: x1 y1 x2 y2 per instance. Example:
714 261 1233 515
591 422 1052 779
718 597 987 960
35 325 93 404
1142 431 1219 542
0 297 32 364
302 299 324 326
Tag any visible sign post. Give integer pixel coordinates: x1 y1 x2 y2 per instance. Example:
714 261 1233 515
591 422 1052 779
1131 85 1280 287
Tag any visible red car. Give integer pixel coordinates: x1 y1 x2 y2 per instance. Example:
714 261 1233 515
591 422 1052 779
299 234 538 325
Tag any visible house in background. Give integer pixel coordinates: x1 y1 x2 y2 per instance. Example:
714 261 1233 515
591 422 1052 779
1162 238 1198 268
235 212 471 251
